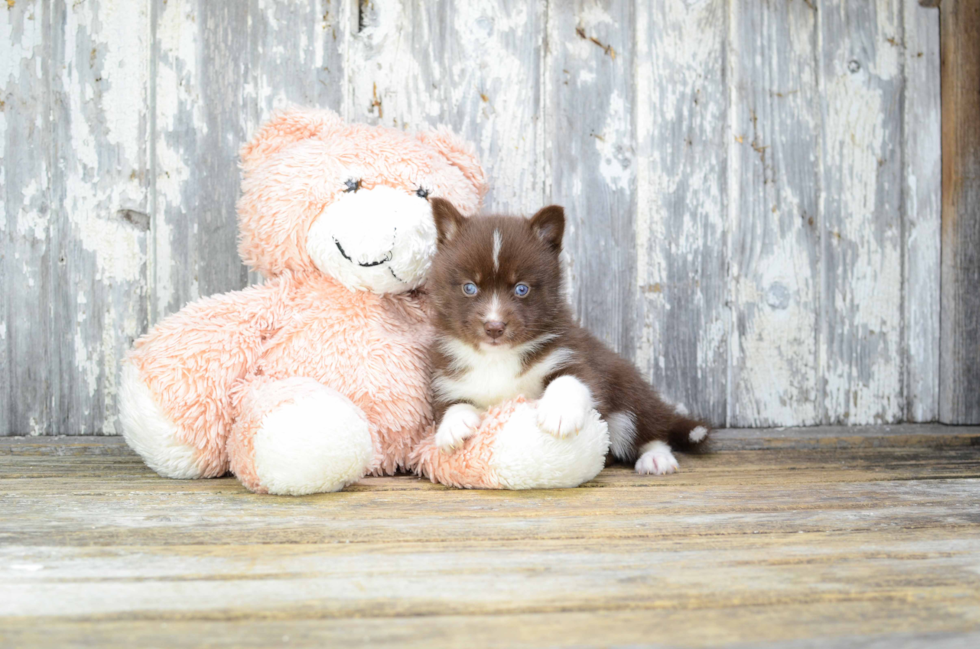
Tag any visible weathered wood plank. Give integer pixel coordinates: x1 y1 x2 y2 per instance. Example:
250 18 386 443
4 424 978 457
3 534 980 619
1 437 978 647
709 424 980 450
347 0 545 213
902 0 942 422
151 0 250 322
729 0 821 426
51 0 152 436
820 0 906 424
1 607 978 649
1 0 151 436
936 0 980 424
545 0 636 357
245 0 349 122
1 0 52 435
4 471 980 547
5 447 980 488
633 0 728 426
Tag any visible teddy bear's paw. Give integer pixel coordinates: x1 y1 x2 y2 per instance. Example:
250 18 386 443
634 441 680 476
435 404 482 453
490 402 610 490
118 363 209 480
536 376 594 438
250 384 374 495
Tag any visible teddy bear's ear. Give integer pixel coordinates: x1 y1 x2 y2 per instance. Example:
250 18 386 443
416 127 488 205
240 108 344 169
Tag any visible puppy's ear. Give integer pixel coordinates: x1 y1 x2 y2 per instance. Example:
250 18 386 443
529 205 565 253
431 198 466 247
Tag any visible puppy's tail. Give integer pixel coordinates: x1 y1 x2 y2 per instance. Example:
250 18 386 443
667 415 712 453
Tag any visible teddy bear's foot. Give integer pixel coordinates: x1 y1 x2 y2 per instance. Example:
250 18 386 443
228 377 375 495
413 397 610 490
118 363 214 480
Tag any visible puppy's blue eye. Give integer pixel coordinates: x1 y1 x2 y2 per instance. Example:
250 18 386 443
344 178 360 193
416 187 431 199
462 283 478 296
514 283 530 297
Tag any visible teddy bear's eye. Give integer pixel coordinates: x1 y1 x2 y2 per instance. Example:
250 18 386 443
345 178 361 193
416 187 431 200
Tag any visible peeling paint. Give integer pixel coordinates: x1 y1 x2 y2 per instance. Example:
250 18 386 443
818 0 906 425
62 0 147 284
634 0 728 425
595 90 631 191
1 0 942 435
348 0 543 213
901 0 941 422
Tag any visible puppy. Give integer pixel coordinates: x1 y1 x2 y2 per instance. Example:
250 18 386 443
427 198 710 475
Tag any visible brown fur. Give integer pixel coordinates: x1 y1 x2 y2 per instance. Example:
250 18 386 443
427 198 711 462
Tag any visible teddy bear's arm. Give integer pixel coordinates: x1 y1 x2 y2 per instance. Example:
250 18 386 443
119 280 288 480
412 397 611 490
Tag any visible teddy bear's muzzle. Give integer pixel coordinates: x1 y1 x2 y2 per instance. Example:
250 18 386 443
306 185 439 294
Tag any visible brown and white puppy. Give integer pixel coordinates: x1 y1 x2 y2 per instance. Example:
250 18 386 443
427 198 710 475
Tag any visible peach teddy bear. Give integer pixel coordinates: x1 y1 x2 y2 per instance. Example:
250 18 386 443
118 108 608 495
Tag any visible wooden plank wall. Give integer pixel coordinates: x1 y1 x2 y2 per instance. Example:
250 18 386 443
934 0 980 424
0 0 946 435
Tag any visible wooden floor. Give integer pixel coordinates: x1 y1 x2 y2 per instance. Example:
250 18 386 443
2 426 980 648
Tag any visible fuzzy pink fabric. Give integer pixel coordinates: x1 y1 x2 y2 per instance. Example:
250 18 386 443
235 272 434 475
237 110 487 279
410 398 531 489
128 279 289 477
124 109 488 492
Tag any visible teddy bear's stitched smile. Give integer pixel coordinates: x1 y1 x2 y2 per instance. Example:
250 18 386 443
333 238 393 267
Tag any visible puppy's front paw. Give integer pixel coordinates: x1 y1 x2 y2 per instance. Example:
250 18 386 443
435 404 482 452
536 376 594 438
635 441 679 475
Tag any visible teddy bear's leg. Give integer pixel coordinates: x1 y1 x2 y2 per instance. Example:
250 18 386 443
119 279 290 478
118 363 213 479
120 281 290 479
227 376 375 495
411 398 610 490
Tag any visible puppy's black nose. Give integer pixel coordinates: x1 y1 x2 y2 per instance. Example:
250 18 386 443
484 321 506 339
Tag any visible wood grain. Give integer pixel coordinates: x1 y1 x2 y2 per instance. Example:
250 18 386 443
546 0 637 360
1 0 151 436
634 0 728 426
347 0 545 214
902 0 942 422
1 608 978 649
728 0 821 427
1 0 52 436
151 0 250 322
937 0 980 424
819 0 906 424
1 434 978 647
1 0 948 433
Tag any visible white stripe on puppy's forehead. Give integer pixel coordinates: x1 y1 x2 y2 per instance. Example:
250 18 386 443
492 229 503 272
485 293 502 321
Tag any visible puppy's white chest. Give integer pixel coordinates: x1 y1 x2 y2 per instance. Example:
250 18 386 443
433 340 573 409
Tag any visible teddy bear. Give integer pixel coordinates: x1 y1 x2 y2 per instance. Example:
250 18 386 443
118 108 609 495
